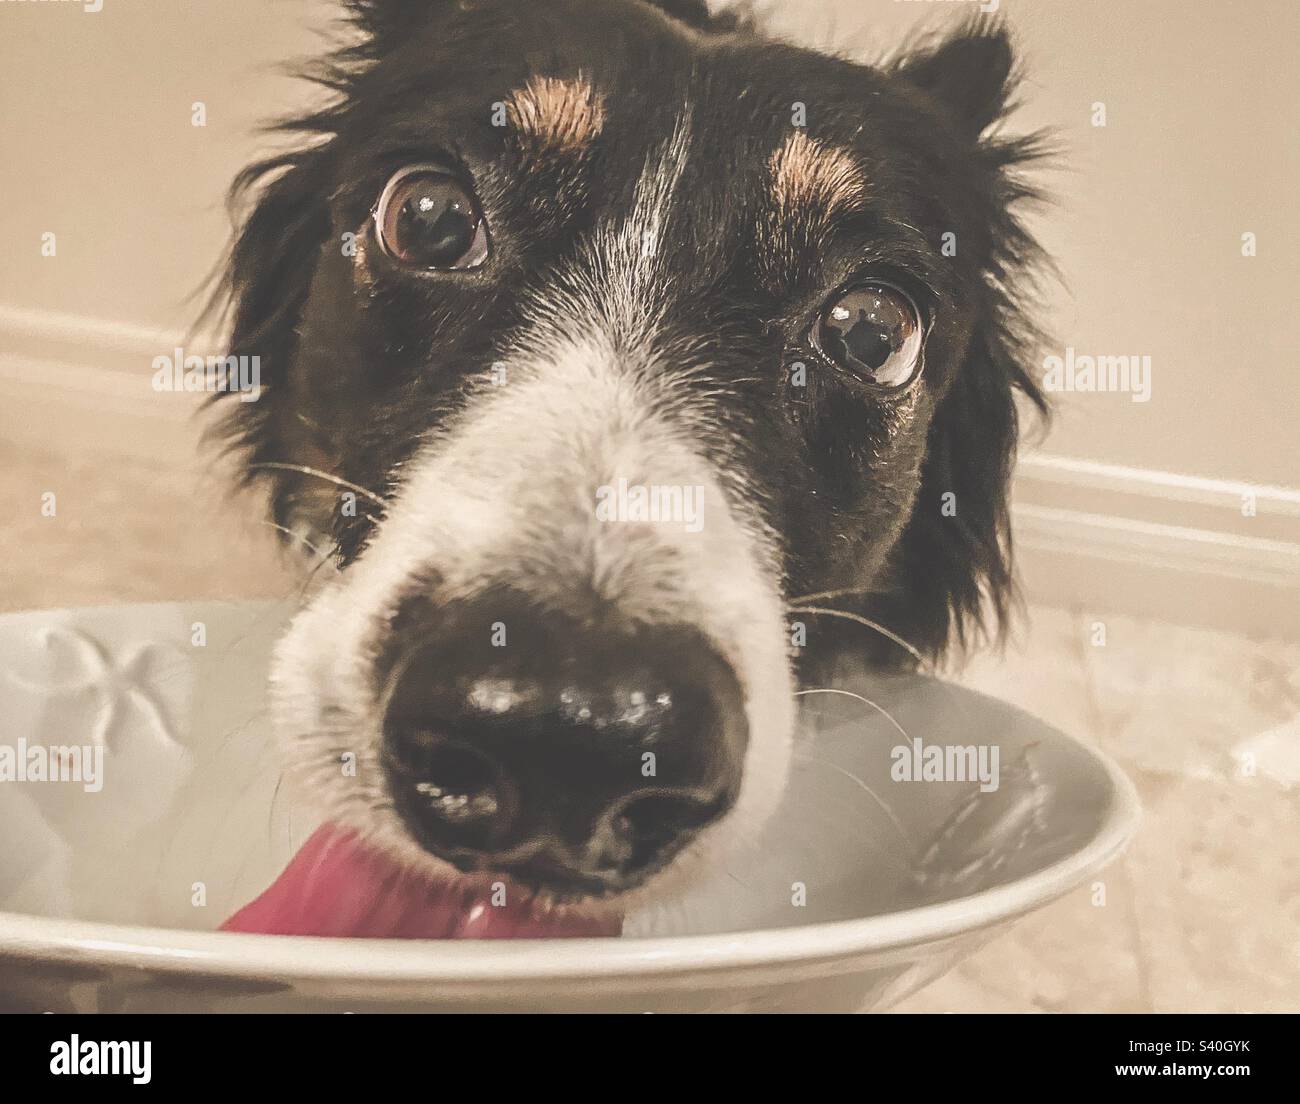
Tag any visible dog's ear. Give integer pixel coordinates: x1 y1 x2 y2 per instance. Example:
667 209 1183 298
207 149 332 519
876 26 1051 662
895 23 1018 137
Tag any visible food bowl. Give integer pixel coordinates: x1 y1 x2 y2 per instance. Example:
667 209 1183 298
0 601 1138 1012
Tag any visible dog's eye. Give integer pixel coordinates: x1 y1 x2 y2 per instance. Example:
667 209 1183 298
373 165 489 270
810 283 924 390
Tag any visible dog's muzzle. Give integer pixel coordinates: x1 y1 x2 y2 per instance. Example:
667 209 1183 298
377 590 749 896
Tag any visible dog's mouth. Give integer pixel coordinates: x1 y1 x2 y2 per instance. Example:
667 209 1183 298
221 824 623 939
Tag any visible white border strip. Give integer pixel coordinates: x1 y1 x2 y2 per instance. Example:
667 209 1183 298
0 304 220 371
1019 454 1300 518
1014 504 1300 588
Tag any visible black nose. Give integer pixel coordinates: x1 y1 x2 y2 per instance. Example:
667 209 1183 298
378 594 747 894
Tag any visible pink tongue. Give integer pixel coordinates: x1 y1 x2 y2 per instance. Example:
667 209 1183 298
221 825 621 939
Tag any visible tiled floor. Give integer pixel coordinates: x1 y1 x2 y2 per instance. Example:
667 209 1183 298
2 437 1297 1012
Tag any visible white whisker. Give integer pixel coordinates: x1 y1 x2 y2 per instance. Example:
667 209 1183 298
788 605 929 669
788 585 881 605
248 462 388 508
257 520 340 567
794 686 912 743
791 751 915 854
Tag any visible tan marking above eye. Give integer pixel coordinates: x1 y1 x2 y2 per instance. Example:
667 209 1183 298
506 75 606 158
768 131 868 223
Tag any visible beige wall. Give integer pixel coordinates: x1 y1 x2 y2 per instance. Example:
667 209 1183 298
2 0 1296 486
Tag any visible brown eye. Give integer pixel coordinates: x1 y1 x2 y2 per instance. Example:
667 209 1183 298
811 283 924 390
373 165 489 270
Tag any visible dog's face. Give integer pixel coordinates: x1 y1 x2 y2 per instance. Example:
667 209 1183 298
215 0 1045 914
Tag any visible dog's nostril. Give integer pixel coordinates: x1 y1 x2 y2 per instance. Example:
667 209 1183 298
411 744 499 821
592 790 728 873
622 791 728 838
385 735 515 851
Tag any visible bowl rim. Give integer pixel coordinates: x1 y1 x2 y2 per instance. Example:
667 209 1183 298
0 738 1140 984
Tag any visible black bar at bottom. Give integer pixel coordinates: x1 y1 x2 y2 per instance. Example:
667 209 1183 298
0 1012 1288 1091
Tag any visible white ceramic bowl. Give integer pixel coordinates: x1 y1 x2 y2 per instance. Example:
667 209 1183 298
0 601 1138 1012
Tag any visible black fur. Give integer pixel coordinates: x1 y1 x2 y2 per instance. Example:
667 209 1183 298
207 0 1049 666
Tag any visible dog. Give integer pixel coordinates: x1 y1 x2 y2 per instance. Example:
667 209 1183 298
209 0 1047 927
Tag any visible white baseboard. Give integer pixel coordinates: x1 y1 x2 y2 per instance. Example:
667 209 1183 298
0 305 221 461
0 353 208 463
3 306 1298 639
1012 456 1299 639
0 303 218 376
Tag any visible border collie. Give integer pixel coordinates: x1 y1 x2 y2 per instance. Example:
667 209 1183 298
210 0 1047 932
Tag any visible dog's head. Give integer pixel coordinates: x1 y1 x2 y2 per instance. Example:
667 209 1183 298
212 0 1046 916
